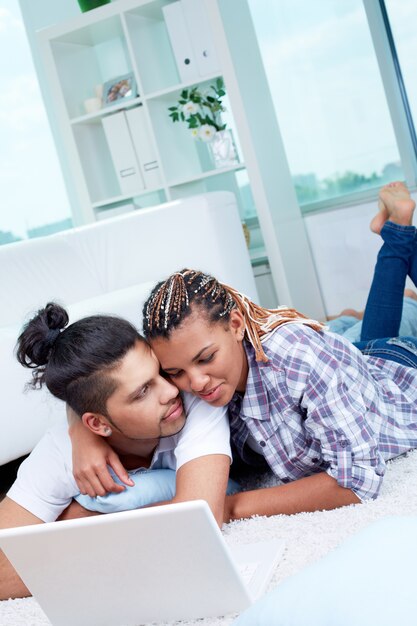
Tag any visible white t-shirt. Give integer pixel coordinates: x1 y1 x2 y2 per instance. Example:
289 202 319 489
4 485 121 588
7 393 231 522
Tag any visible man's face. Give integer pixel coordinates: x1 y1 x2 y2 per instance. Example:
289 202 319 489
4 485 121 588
104 341 186 441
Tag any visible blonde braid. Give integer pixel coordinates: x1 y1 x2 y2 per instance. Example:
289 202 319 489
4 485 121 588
143 269 324 356
222 283 325 362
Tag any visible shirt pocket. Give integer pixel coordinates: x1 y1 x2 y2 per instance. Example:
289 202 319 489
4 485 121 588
268 409 325 474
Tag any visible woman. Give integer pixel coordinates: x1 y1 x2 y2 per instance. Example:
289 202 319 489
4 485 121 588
72 182 417 518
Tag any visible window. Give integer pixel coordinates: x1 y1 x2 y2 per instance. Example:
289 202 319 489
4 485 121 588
248 0 404 209
0 1 71 246
384 0 417 145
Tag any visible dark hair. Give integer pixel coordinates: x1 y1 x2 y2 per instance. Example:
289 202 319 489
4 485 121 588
143 270 234 340
143 269 324 362
16 302 143 416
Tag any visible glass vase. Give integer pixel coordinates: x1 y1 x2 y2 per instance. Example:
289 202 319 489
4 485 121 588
207 129 239 169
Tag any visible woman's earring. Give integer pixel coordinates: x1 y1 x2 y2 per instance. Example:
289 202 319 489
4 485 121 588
104 426 112 437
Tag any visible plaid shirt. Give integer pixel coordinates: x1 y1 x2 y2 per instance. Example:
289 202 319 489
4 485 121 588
228 324 417 501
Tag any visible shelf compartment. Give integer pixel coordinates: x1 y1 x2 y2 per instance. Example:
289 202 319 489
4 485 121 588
49 15 133 119
124 2 180 95
147 78 241 183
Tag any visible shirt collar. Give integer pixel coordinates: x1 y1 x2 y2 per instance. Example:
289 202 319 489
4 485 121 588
149 431 179 467
239 339 271 421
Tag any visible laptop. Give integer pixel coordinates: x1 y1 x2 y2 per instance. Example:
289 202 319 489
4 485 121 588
0 500 285 626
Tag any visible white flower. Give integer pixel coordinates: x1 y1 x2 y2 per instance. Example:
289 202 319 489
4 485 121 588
199 124 216 142
190 128 199 138
182 101 198 116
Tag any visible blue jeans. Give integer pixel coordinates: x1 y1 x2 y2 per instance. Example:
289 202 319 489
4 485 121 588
354 336 417 368
360 222 417 340
352 221 417 368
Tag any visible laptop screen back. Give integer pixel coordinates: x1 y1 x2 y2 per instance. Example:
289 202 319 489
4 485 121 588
0 500 252 626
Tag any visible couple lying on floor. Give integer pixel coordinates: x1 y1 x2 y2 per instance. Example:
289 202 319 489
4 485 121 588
2 181 417 600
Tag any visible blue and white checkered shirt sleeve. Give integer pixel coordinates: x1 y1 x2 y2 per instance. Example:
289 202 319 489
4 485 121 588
283 330 386 501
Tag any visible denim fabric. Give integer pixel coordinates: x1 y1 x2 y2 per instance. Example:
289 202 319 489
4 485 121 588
361 222 417 341
327 297 417 343
354 336 417 368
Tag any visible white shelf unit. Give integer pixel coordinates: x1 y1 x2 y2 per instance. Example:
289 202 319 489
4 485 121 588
37 0 327 314
37 0 259 238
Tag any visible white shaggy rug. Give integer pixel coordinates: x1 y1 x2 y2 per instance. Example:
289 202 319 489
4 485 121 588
2 450 417 626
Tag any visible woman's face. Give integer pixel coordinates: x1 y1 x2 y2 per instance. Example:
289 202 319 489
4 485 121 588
150 309 249 407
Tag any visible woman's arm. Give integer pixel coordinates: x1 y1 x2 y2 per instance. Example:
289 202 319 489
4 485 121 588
173 454 231 526
168 396 232 526
67 406 133 496
224 472 360 522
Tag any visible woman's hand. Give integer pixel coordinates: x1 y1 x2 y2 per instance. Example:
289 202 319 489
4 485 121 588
67 405 133 497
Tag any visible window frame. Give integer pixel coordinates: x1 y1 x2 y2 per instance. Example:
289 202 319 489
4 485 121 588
293 0 417 215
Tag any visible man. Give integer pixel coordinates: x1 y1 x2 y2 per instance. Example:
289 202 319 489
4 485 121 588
0 308 231 600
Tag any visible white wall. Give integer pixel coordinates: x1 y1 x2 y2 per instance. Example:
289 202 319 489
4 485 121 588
305 191 417 317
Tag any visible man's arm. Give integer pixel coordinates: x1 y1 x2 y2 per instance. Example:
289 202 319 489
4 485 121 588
0 497 42 600
224 472 360 521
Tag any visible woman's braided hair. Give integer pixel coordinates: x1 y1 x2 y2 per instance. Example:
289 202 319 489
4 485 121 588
142 269 324 362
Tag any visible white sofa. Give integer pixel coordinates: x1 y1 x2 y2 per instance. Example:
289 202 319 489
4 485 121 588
0 192 257 467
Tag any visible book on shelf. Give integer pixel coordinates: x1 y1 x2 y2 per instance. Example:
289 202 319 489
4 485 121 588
125 106 163 190
163 0 220 81
102 112 145 195
182 0 220 77
162 1 199 82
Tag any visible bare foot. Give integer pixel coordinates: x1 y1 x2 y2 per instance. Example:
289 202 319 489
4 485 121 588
327 308 363 321
370 182 415 234
404 288 417 301
370 198 389 234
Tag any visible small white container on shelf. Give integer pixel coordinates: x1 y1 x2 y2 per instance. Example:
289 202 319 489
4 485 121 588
84 97 102 114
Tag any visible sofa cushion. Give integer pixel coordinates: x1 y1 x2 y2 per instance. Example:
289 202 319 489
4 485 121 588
68 282 155 331
233 515 417 626
0 325 66 465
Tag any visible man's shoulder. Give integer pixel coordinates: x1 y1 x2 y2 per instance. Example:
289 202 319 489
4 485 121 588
28 422 72 463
